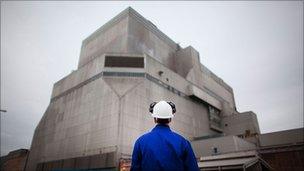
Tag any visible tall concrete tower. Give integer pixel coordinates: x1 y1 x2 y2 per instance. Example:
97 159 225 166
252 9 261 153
26 7 259 171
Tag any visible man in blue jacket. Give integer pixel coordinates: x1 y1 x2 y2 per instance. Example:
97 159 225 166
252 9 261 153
131 100 199 171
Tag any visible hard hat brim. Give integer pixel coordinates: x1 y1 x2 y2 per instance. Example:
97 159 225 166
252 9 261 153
151 113 174 119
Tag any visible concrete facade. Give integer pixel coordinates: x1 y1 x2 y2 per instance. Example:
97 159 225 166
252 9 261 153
197 151 272 170
259 127 303 147
192 136 256 157
26 7 257 171
222 111 261 145
194 127 304 170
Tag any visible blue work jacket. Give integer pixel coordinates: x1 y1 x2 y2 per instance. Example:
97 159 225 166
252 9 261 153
131 124 199 171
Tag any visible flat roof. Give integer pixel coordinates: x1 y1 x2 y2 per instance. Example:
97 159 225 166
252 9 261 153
198 150 273 170
198 157 257 168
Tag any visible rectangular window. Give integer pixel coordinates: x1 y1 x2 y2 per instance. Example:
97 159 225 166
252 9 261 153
104 56 144 68
208 106 222 132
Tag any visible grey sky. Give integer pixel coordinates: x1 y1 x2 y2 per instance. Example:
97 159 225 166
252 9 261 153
1 1 303 156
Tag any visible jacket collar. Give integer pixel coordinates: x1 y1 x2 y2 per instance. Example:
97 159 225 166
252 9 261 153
152 124 171 132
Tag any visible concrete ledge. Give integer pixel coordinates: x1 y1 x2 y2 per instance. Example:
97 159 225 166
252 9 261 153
187 85 222 110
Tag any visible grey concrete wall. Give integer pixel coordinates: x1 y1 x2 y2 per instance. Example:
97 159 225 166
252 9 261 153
144 56 217 137
145 54 191 97
173 47 193 78
27 54 222 170
127 13 177 71
79 7 178 70
118 78 215 156
201 64 233 93
259 128 304 147
145 55 223 111
78 15 129 68
26 77 120 171
201 70 235 110
222 111 260 136
77 7 235 113
174 46 204 89
191 135 256 157
174 46 235 112
52 54 105 99
100 55 218 157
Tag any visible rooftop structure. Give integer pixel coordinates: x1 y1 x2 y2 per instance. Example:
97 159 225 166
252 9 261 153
194 128 303 170
197 150 272 170
26 7 263 171
0 149 29 171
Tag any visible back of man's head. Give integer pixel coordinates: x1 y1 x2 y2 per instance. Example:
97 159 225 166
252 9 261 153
154 118 171 124
150 101 176 124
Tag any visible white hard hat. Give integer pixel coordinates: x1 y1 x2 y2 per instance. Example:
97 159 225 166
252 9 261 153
151 101 174 119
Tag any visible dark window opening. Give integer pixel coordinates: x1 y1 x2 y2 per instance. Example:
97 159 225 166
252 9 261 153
104 56 144 68
208 106 222 128
212 147 218 155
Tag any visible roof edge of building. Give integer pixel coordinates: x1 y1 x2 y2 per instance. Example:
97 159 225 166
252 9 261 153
82 7 178 50
200 64 233 93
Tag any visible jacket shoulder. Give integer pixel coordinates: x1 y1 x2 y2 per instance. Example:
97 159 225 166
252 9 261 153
171 131 191 145
134 131 152 144
171 131 188 140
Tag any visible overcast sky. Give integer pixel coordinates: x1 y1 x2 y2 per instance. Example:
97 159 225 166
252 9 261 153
1 1 303 156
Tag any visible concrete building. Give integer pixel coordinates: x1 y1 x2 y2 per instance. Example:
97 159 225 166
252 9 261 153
197 150 272 170
0 149 29 171
193 127 303 171
25 7 302 171
258 128 304 171
192 135 256 157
